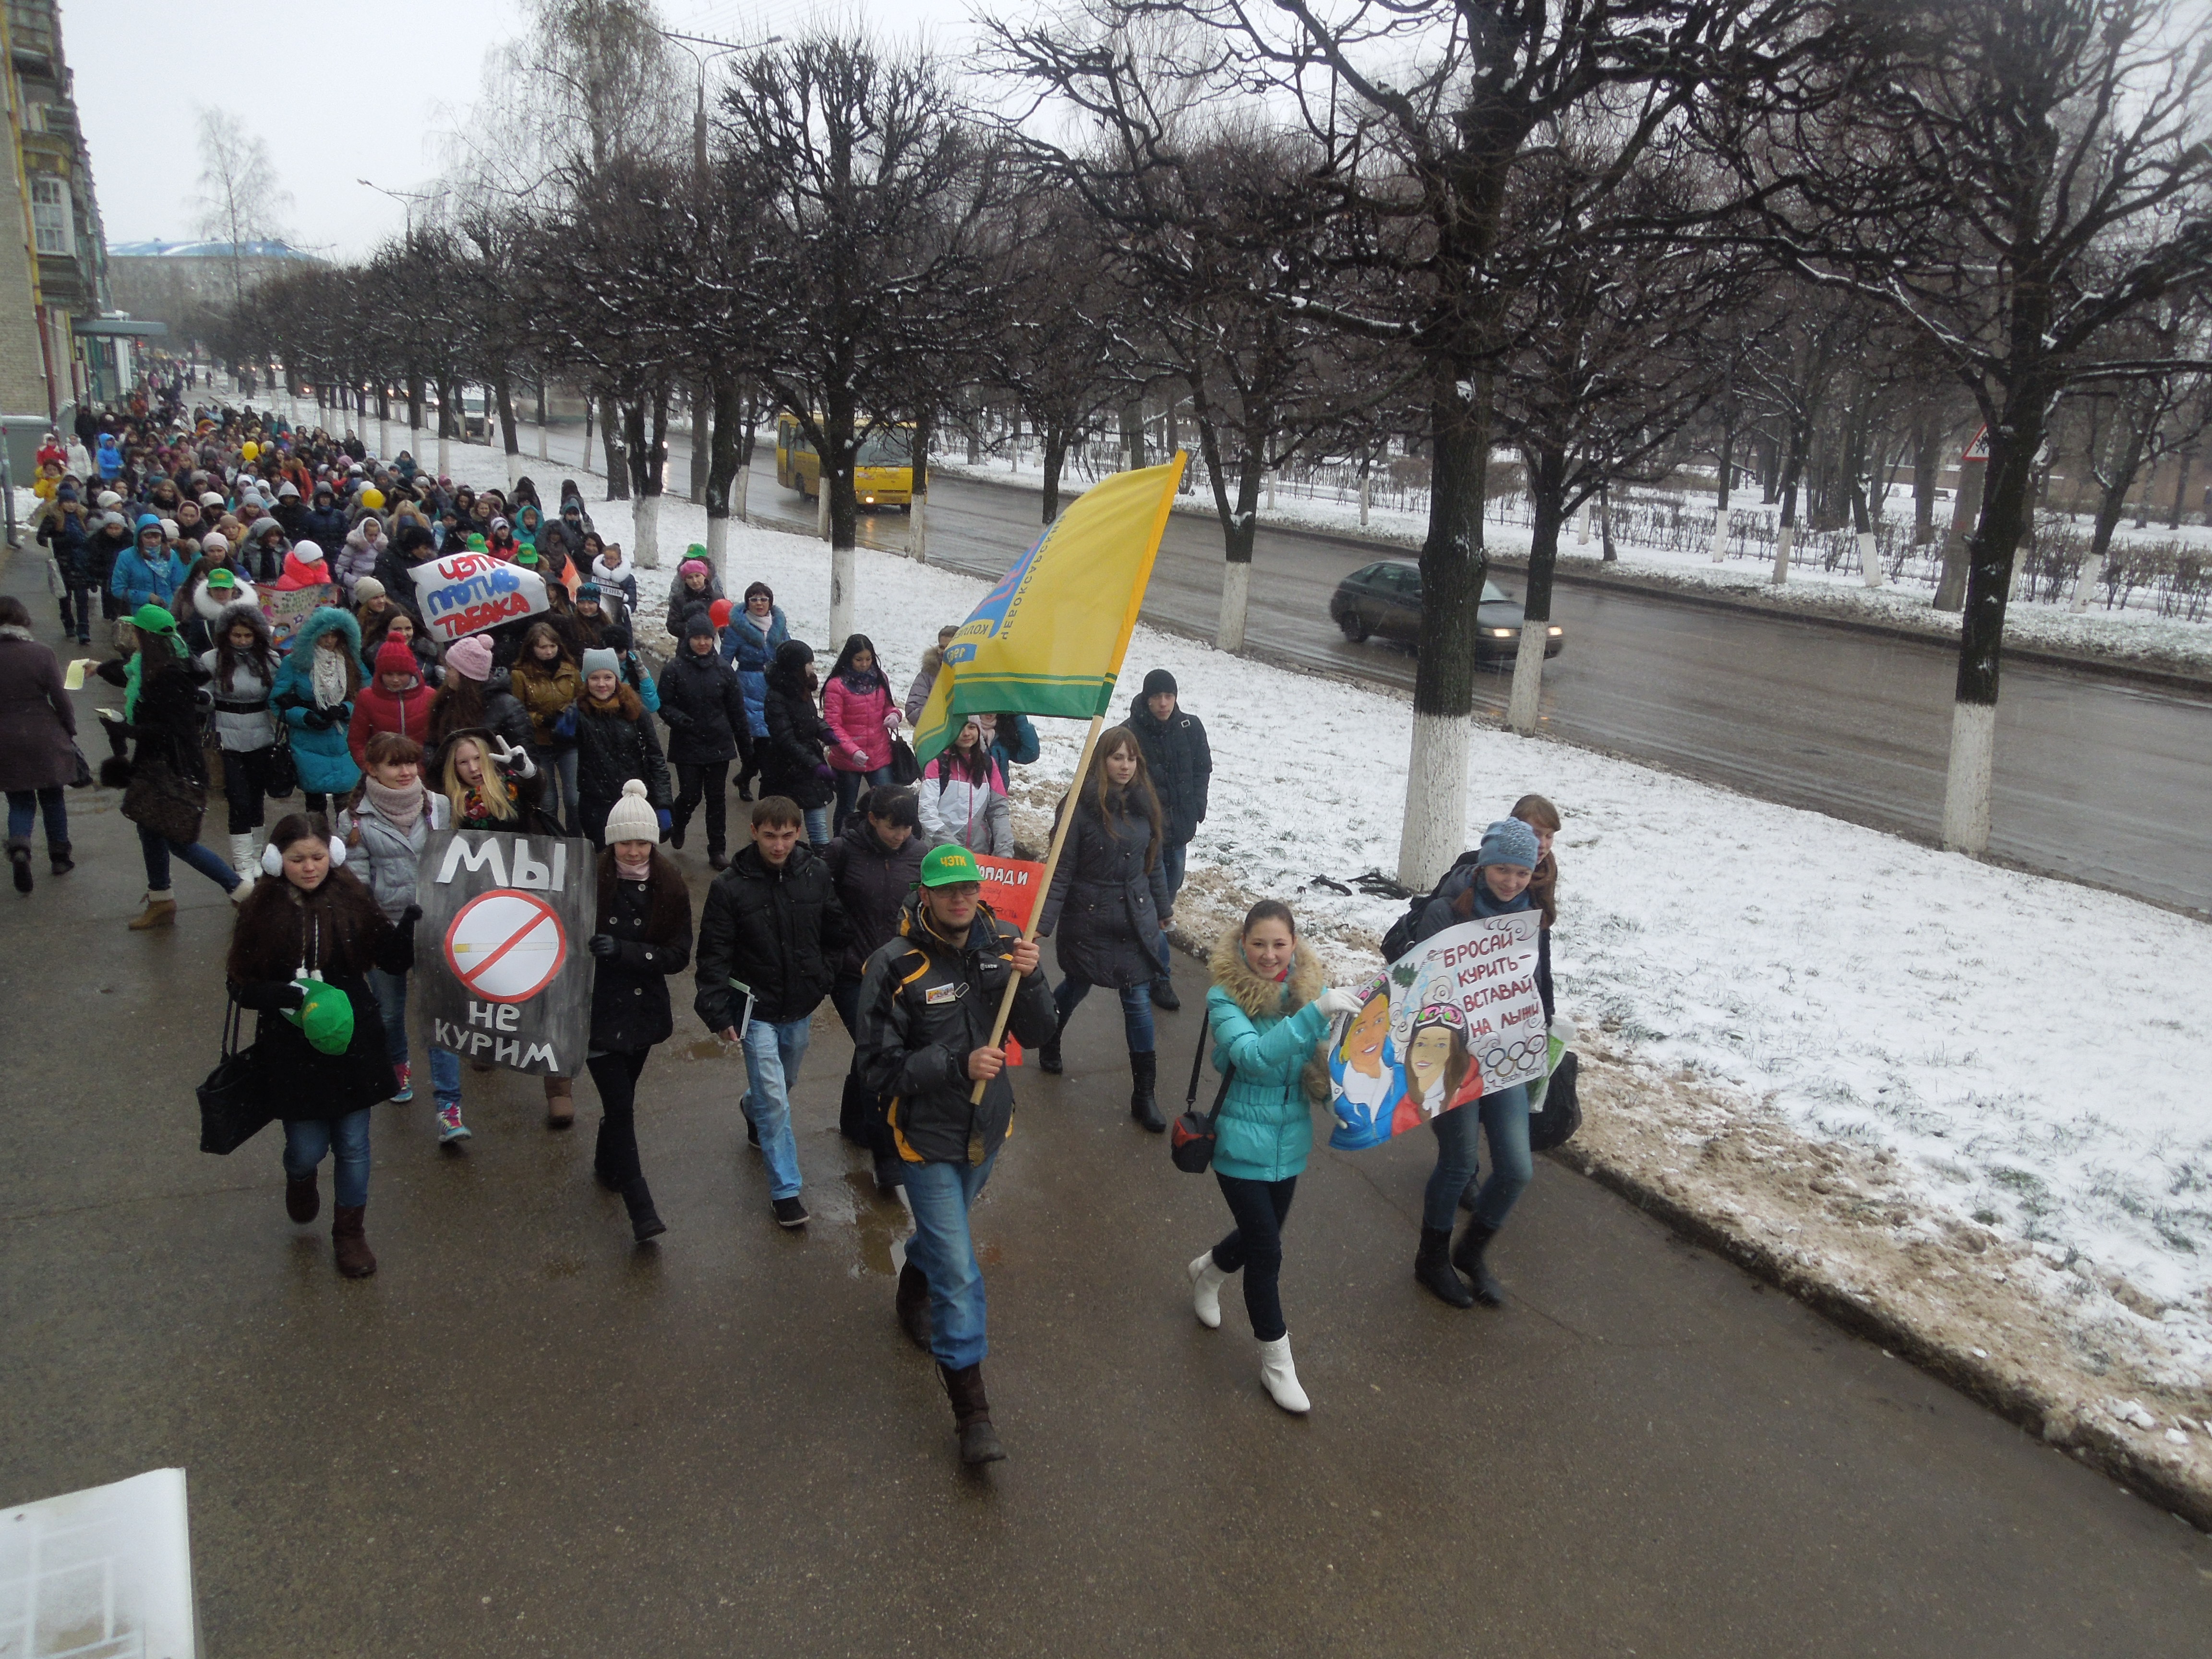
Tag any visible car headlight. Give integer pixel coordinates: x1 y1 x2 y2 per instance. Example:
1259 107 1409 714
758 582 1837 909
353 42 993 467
1488 627 1515 637
1547 626 1563 636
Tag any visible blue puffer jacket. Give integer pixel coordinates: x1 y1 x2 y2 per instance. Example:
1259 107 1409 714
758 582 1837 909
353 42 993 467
110 538 189 608
1202 926 1332 1183
271 607 363 795
720 605 789 739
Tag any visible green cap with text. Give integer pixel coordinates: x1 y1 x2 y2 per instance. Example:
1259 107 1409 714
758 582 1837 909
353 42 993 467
918 844 983 888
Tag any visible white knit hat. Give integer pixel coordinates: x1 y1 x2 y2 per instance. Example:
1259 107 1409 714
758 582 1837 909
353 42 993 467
602 779 659 845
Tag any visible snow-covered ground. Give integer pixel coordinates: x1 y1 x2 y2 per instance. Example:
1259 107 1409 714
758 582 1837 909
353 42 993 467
932 457 2212 676
335 413 2212 1501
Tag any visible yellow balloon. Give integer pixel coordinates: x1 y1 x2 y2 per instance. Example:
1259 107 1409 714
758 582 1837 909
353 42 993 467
360 487 385 511
240 441 259 461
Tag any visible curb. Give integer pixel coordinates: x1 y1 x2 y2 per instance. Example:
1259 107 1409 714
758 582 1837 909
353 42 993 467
932 467 2212 699
1549 1137 2212 1532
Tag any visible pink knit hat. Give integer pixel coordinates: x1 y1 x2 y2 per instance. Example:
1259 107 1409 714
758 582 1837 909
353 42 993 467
445 634 493 682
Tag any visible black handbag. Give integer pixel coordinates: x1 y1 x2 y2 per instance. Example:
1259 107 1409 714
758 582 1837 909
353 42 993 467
1526 1050 1582 1152
68 741 92 789
121 752 206 846
197 997 273 1155
889 736 921 786
1170 1015 1234 1174
264 725 298 798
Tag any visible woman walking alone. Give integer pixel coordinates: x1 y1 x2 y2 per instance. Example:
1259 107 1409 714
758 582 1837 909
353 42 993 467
200 602 283 877
227 812 418 1277
1035 728 1174 1131
1188 900 1364 1412
820 633 897 834
0 595 76 890
584 780 694 1242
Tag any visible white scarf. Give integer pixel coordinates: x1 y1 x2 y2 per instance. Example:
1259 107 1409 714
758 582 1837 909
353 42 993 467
311 644 350 709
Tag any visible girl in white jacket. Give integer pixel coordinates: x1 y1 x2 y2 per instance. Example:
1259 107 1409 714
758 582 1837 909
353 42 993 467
918 717 1014 855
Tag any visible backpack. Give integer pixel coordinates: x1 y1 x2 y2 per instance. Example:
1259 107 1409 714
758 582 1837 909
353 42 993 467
1380 850 1483 962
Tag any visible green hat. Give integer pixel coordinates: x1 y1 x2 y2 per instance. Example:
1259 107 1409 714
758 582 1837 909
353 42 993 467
130 602 178 634
466 533 488 551
686 542 707 561
512 547 540 566
918 843 983 888
284 978 356 1056
204 567 237 589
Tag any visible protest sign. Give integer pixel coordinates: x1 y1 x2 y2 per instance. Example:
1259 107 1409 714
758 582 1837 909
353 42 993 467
262 582 334 648
415 828 594 1076
410 551 548 643
1324 912 1548 1151
975 854 1046 931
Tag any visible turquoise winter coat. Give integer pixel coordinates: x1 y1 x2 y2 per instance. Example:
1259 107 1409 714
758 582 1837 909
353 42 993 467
271 607 363 796
1203 926 1332 1183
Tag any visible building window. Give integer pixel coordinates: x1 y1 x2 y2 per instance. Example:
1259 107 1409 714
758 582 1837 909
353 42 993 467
31 176 72 256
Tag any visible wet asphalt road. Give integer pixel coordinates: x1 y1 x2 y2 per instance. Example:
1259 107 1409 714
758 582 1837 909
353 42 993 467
5 549 2212 1657
743 461 2212 915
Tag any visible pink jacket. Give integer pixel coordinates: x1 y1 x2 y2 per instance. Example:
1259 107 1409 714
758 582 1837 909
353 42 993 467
820 672 895 773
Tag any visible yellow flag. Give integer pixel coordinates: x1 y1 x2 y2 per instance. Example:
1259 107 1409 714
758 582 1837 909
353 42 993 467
912 453 1186 765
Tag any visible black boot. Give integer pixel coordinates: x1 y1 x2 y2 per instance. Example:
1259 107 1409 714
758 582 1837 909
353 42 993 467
1038 1012 1067 1074
1451 1219 1505 1306
592 1120 621 1191
896 1259 932 1351
939 1361 1005 1465
1129 1051 1164 1131
47 839 72 875
625 1179 667 1242
1415 1226 1474 1308
8 839 31 894
1149 971 1180 1011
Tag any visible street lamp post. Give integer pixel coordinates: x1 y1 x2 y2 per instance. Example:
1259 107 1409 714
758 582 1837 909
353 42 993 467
359 179 434 461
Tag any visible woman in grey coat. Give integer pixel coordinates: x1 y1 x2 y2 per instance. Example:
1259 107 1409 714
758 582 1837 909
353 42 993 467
1034 726 1173 1130
0 595 77 890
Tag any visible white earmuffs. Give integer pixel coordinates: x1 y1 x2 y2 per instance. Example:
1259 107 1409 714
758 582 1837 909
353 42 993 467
261 835 347 877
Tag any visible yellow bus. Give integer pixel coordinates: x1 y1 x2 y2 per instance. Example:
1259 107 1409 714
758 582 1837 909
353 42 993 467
775 413 920 510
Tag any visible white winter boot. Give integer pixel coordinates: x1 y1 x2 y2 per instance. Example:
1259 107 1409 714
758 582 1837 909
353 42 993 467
229 832 257 879
1257 1334 1310 1414
1189 1250 1231 1329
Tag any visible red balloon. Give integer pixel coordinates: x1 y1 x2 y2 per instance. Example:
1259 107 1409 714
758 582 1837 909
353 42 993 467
708 598 733 628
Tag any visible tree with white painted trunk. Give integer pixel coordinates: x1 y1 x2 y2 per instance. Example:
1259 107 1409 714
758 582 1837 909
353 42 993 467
1727 0 2212 855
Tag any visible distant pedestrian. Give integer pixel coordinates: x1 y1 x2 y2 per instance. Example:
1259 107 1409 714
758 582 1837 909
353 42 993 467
347 639 434 769
199 602 283 878
759 640 838 847
664 553 722 641
721 583 789 794
657 607 754 870
821 633 898 833
823 783 925 1193
854 842 1055 1465
509 622 581 834
0 595 76 890
227 812 418 1278
1036 728 1173 1131
692 794 849 1229
1126 668 1210 1010
573 646 670 849
1186 901 1364 1414
905 624 958 725
271 609 363 814
585 781 694 1243
917 716 1012 855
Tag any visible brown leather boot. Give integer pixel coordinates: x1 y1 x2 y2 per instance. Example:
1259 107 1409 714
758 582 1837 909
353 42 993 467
285 1169 320 1223
938 1361 1005 1465
543 1073 575 1128
128 890 177 930
332 1205 377 1278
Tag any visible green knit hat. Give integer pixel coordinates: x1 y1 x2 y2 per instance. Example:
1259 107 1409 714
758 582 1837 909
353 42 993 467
918 844 983 888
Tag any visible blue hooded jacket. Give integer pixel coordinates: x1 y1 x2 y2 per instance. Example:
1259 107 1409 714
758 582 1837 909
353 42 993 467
271 607 363 795
720 604 789 739
109 517 188 607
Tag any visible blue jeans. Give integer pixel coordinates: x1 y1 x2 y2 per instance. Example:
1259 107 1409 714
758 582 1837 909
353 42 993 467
1423 1083 1533 1232
834 764 894 833
802 804 831 848
284 1108 372 1208
533 745 579 834
902 1148 1001 1369
137 823 240 893
1160 838 1188 912
366 967 461 1104
6 787 66 845
1053 974 1154 1055
740 1015 812 1200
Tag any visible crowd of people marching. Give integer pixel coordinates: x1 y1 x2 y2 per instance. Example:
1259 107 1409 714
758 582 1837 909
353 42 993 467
0 391 1565 1467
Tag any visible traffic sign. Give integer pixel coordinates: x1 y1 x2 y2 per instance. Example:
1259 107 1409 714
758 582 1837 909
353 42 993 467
1962 425 1990 463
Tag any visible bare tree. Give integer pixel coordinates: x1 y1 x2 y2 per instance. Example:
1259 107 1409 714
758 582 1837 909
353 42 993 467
193 109 293 307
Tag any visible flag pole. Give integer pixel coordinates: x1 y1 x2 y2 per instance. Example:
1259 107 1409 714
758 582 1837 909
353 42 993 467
969 711 1107 1104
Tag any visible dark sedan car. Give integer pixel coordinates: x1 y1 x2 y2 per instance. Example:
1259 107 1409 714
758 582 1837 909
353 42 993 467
1328 560 1565 660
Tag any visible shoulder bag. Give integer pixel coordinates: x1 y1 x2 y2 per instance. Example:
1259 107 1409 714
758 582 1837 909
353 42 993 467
198 997 273 1155
1170 1014 1234 1174
264 721 298 798
121 750 206 847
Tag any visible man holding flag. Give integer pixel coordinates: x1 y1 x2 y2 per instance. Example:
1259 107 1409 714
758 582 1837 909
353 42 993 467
875 455 1184 1466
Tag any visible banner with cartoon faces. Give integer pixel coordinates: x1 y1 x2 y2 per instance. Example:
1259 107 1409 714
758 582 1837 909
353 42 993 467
1325 912 1549 1150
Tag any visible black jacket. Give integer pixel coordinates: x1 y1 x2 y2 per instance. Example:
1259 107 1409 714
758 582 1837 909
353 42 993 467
1037 791 1172 988
589 850 693 1052
760 660 835 809
1126 695 1212 845
822 818 925 978
693 841 849 1029
854 893 1057 1167
656 649 754 767
573 685 671 807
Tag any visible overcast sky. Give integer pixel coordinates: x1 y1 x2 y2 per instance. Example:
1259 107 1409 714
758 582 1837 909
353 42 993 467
64 0 992 263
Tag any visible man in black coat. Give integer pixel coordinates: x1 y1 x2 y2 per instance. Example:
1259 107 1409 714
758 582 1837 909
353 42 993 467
1125 667 1212 1009
656 608 755 868
854 844 1054 1466
823 785 925 1190
693 796 849 1229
